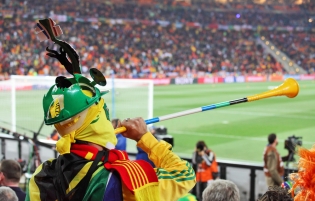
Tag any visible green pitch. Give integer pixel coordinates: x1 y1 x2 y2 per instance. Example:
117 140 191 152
152 80 315 163
0 80 314 163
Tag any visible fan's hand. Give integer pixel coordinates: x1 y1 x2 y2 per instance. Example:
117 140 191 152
120 117 148 142
46 46 74 75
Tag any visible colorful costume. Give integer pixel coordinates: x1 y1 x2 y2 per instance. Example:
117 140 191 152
26 18 195 201
289 145 315 200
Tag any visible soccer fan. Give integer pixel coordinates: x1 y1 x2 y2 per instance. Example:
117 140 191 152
202 179 240 201
0 159 26 201
0 186 18 201
25 18 195 201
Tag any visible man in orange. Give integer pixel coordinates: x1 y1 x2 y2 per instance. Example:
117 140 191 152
192 141 218 200
263 133 284 187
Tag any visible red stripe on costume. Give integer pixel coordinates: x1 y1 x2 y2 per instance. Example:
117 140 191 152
133 160 159 184
70 144 158 192
115 160 146 187
110 160 158 192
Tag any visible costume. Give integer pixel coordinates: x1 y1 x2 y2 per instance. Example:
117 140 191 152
26 18 195 201
263 145 284 186
136 147 155 168
289 145 315 200
192 148 218 200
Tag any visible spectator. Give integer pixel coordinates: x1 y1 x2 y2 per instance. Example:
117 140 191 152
26 32 195 200
0 186 18 201
192 141 219 200
0 159 26 201
47 129 60 141
263 133 284 187
3 1 314 79
202 179 240 201
177 193 198 201
257 185 293 201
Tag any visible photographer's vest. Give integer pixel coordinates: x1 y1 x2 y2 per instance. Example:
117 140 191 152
263 145 284 177
195 150 218 182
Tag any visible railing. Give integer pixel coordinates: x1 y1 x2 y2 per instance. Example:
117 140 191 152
0 131 297 201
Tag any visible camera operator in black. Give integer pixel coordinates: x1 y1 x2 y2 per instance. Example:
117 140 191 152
282 135 302 165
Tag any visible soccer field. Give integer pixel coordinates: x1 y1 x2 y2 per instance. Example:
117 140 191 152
152 80 315 163
0 80 314 163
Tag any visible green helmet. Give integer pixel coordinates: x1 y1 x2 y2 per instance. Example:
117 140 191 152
36 18 110 125
43 69 109 125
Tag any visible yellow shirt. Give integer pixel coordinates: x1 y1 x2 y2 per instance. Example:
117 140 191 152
137 133 196 201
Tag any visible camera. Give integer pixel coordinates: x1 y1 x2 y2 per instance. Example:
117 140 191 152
152 126 174 147
284 135 302 152
282 135 302 163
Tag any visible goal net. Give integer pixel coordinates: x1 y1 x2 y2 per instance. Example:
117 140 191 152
0 76 154 144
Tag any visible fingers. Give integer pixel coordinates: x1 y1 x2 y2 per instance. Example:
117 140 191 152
111 118 121 129
46 47 59 55
121 118 132 131
120 117 147 141
46 53 57 58
46 47 59 59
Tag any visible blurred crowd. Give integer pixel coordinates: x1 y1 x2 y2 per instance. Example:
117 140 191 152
263 30 315 74
0 0 315 80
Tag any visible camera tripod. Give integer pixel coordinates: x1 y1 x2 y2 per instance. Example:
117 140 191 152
282 150 298 182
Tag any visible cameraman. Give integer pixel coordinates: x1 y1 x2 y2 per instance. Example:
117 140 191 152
192 141 218 200
263 133 284 187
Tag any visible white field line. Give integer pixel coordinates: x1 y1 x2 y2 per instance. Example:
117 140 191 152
172 130 314 145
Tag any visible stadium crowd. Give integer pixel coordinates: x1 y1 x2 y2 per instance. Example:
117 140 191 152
0 0 314 80
262 30 315 74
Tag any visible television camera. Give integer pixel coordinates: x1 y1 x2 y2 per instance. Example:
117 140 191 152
282 135 302 164
152 126 174 147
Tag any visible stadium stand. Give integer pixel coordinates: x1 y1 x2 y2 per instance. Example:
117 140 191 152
0 0 314 80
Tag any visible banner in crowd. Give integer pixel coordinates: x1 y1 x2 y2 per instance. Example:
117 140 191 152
283 74 300 80
269 74 284 81
299 74 315 80
153 78 171 85
171 77 198 85
197 77 224 84
245 76 267 82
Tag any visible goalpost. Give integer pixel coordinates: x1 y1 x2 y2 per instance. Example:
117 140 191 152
0 75 154 139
